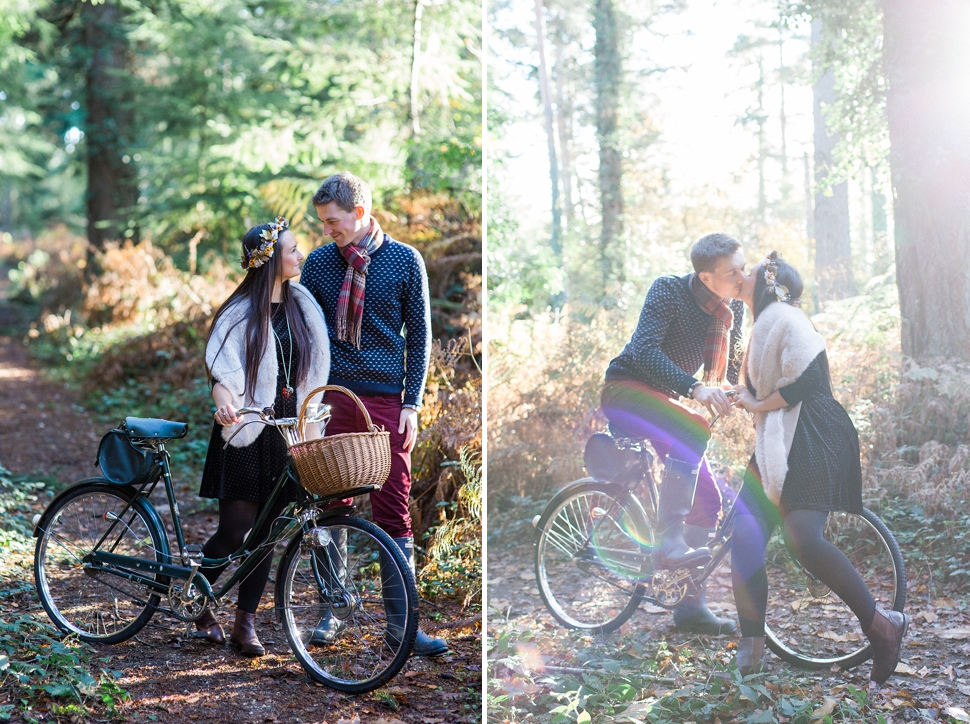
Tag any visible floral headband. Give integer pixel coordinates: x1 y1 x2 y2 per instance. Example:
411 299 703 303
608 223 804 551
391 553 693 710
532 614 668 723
763 250 799 305
241 216 289 270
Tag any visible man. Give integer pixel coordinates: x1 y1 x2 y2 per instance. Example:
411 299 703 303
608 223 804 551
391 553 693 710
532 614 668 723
600 232 746 635
300 171 448 657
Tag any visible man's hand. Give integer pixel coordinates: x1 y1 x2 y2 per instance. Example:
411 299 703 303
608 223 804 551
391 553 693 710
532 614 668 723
398 408 419 453
693 385 734 419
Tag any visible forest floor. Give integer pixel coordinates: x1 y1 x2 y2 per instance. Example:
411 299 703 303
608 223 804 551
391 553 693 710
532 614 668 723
0 271 482 724
487 526 970 723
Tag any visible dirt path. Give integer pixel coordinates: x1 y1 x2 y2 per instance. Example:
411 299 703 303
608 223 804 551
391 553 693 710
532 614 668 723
488 535 970 722
0 270 482 724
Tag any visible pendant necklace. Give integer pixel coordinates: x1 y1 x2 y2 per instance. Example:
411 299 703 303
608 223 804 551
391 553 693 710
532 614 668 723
272 305 295 398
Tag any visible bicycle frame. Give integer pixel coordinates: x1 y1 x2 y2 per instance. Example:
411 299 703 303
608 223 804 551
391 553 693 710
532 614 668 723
83 440 369 608
573 439 741 599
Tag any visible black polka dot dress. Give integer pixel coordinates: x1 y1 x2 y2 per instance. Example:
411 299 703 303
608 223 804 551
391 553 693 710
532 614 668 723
742 351 863 516
199 304 304 504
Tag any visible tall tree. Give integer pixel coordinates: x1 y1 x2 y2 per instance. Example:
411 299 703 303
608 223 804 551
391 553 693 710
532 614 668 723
82 0 137 251
533 0 562 256
883 0 970 360
812 17 855 303
593 0 622 286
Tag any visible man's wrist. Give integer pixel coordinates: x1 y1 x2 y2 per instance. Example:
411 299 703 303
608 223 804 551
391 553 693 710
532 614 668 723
687 381 703 399
402 403 420 412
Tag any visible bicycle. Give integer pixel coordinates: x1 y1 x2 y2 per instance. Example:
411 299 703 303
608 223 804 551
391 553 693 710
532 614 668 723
531 414 906 671
32 394 419 694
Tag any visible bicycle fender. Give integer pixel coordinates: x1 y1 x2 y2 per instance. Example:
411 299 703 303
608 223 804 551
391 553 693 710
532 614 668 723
32 480 171 563
535 478 651 539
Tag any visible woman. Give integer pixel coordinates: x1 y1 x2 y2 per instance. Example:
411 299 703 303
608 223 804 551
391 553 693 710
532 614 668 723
729 251 907 684
194 217 330 656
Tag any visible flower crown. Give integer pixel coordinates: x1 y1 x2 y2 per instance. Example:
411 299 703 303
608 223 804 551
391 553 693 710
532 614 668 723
763 250 799 305
241 216 289 270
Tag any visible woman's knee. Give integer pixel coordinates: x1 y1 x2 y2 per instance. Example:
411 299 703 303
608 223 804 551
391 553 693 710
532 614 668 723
732 513 769 579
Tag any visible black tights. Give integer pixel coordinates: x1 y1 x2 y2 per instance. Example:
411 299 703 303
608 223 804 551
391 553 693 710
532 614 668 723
732 507 876 638
201 499 286 614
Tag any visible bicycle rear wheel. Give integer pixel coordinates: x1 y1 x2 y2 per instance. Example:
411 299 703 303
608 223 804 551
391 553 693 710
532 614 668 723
276 515 417 693
764 507 905 670
34 482 166 644
534 480 652 633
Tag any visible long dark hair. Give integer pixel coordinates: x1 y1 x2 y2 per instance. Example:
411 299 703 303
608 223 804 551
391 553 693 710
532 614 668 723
751 257 804 320
746 255 832 385
206 224 313 401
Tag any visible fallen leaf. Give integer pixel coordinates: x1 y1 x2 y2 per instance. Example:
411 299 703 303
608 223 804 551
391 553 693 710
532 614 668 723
819 630 864 642
947 708 970 723
918 610 939 624
894 662 917 675
937 627 970 640
811 697 837 719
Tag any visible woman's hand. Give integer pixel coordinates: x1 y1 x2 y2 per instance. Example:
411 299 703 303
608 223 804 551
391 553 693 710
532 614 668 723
214 404 240 426
212 383 240 426
731 385 759 413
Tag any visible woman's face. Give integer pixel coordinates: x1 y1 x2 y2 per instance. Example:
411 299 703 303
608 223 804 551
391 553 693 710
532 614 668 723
738 263 759 306
277 230 304 280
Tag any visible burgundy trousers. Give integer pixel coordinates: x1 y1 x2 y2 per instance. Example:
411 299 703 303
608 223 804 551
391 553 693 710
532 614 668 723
600 379 723 529
324 390 413 539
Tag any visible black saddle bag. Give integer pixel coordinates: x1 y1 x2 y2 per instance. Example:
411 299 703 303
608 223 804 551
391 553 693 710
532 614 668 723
584 432 643 483
96 426 153 486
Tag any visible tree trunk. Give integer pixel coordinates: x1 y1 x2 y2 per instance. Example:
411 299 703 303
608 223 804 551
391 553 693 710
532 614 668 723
883 0 970 360
406 0 424 186
0 185 11 233
593 0 622 287
533 0 562 257
83 0 137 254
553 39 574 227
755 55 767 219
812 18 855 303
803 152 813 239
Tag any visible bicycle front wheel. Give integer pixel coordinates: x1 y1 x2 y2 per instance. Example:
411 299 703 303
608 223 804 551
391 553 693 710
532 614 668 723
34 482 166 644
764 507 906 670
534 480 652 633
276 515 418 693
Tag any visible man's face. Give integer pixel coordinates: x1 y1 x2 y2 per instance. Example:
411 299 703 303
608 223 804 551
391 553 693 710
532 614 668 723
315 201 366 248
699 250 747 299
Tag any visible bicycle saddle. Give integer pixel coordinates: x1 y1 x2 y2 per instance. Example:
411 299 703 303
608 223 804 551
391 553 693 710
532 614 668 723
607 421 642 442
125 417 188 439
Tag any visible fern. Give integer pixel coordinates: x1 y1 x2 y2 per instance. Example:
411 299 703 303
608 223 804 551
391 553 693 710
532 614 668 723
256 178 320 231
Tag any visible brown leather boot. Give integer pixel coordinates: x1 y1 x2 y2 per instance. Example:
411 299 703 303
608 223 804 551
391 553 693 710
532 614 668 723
229 609 265 657
736 636 765 676
865 606 908 684
195 609 225 644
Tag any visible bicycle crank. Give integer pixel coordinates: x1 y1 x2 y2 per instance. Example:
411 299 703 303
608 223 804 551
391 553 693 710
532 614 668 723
648 567 698 609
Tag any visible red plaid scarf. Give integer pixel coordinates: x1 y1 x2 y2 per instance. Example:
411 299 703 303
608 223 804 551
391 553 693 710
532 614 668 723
336 217 384 349
689 273 734 385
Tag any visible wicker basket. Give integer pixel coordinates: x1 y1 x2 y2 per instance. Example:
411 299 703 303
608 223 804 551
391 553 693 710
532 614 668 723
289 385 391 497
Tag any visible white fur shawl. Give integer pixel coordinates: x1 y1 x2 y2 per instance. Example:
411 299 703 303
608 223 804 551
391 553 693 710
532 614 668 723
746 301 826 504
206 283 330 447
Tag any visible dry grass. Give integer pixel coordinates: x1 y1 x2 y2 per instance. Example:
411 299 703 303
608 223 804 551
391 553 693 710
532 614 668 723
487 279 970 522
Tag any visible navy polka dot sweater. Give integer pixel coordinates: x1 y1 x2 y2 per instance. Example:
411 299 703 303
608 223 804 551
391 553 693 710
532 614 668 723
299 236 431 408
605 274 744 397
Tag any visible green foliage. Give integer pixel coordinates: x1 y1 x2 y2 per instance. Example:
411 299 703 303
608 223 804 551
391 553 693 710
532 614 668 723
2 0 480 249
779 0 888 182
421 446 482 604
487 623 881 723
0 466 129 721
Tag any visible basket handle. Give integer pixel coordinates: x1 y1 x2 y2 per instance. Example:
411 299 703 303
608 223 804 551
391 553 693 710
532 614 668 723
298 385 379 440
